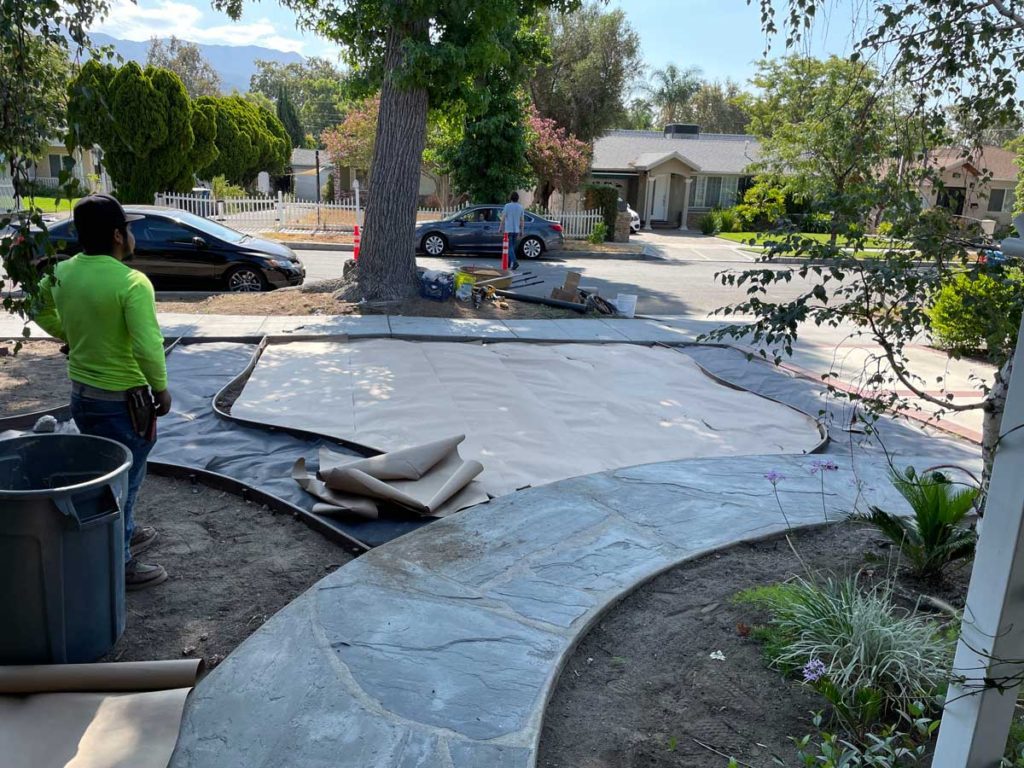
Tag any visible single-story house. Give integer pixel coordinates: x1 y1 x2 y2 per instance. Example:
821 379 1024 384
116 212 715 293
290 148 331 201
293 148 451 206
590 124 761 230
1 141 109 193
920 145 1018 228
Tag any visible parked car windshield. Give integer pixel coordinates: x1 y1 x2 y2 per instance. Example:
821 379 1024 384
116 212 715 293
139 209 249 244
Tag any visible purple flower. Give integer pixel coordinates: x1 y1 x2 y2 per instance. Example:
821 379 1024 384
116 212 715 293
810 460 840 475
802 658 827 683
764 470 785 485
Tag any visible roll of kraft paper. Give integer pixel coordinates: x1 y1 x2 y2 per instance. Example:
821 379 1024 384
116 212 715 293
0 659 203 768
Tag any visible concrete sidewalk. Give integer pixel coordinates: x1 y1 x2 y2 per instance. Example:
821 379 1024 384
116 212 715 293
1 310 993 441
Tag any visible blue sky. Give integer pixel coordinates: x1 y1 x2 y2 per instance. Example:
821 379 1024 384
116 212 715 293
91 0 864 85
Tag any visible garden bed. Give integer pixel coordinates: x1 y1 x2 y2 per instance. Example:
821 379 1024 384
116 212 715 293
0 339 68 414
102 474 351 670
156 289 589 319
539 521 974 768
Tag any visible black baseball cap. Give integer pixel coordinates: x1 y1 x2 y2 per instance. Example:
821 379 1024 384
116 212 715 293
73 194 143 250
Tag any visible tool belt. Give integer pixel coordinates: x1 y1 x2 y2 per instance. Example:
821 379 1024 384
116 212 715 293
72 382 157 440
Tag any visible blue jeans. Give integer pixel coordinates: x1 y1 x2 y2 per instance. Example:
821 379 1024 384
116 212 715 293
506 232 519 267
71 393 155 563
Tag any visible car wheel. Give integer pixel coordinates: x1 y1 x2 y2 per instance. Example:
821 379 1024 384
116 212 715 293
519 236 544 260
422 233 447 257
226 265 268 293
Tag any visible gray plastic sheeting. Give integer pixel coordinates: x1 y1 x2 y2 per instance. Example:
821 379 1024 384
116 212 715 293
682 345 981 469
153 342 438 549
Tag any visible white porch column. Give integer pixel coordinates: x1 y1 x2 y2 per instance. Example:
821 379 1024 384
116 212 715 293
933 318 1024 767
680 176 693 231
642 173 654 231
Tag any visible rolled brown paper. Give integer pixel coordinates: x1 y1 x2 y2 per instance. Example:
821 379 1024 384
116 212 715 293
0 659 203 694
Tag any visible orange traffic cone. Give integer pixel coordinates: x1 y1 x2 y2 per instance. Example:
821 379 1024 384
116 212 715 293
501 232 510 270
353 224 361 261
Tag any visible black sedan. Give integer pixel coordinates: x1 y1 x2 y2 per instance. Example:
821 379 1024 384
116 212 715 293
414 205 565 259
41 206 304 292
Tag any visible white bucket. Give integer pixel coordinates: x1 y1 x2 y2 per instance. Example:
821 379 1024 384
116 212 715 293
614 294 637 318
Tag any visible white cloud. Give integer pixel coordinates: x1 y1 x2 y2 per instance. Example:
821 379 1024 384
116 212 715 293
90 0 310 53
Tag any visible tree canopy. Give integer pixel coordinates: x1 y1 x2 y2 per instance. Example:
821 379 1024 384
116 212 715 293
440 80 535 204
711 0 1024 481
644 64 704 126
748 56 903 244
197 94 290 185
529 1 641 142
321 95 379 176
217 0 581 301
249 57 350 140
146 36 222 98
680 80 750 134
276 87 307 149
67 60 215 202
526 106 591 203
2 0 107 328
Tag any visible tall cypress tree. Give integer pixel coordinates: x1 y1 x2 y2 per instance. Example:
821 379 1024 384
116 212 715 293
276 87 306 149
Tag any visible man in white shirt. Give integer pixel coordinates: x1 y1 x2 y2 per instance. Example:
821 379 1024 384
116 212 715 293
499 192 526 270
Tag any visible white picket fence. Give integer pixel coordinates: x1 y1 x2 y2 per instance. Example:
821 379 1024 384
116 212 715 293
153 192 603 239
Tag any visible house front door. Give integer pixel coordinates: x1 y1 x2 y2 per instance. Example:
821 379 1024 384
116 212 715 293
651 174 669 221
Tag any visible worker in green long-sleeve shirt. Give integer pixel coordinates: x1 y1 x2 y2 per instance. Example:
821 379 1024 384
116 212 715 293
35 194 172 590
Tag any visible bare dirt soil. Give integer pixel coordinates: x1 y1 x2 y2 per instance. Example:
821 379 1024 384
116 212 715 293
0 340 69 414
103 474 351 670
538 523 970 768
158 289 586 319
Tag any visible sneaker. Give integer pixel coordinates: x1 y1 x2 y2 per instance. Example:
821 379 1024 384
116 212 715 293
125 560 168 591
129 526 158 555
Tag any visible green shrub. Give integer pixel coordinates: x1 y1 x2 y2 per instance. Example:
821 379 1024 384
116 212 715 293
876 221 894 237
212 174 246 200
854 467 978 581
928 268 1023 362
801 212 834 234
734 176 787 230
742 575 952 734
716 207 740 233
588 221 608 244
766 707 938 768
699 211 722 235
583 184 618 241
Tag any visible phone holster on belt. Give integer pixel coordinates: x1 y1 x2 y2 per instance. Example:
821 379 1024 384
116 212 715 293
127 387 157 440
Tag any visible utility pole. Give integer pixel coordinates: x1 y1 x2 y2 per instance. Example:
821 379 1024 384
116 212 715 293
315 149 322 232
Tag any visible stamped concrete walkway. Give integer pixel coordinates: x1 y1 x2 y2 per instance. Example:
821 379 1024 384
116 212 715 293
166 323 978 767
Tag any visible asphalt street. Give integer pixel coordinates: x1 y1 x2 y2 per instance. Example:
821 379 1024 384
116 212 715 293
296 231 811 318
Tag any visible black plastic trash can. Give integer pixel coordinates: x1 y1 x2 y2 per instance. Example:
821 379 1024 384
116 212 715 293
0 434 132 664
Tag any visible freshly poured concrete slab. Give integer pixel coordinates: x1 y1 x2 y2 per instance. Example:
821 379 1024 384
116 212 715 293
231 340 824 497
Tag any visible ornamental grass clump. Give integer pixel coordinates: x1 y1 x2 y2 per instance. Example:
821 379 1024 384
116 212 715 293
741 576 952 735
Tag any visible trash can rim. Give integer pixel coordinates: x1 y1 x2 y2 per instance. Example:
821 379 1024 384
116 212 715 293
0 433 133 499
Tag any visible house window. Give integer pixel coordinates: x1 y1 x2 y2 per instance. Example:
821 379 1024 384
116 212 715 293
988 188 1017 213
688 175 740 208
1005 189 1016 213
47 154 75 179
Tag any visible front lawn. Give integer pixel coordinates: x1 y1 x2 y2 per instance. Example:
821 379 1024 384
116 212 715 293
717 231 910 251
23 197 77 215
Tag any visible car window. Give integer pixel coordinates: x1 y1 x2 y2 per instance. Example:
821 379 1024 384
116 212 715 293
148 209 247 243
456 209 486 223
134 217 195 244
483 208 501 222
48 220 75 238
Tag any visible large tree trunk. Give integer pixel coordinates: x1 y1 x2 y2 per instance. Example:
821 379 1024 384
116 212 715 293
356 24 428 302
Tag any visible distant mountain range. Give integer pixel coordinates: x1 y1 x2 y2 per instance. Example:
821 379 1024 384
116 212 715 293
89 32 304 94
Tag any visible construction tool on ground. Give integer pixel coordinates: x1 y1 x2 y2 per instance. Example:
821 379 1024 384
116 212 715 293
550 271 583 303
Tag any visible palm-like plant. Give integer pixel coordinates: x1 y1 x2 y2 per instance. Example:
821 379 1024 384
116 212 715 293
644 64 703 126
856 467 978 580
